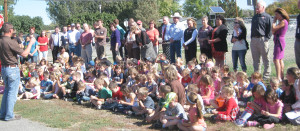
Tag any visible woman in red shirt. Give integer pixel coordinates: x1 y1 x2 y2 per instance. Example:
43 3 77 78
38 30 49 61
146 20 159 55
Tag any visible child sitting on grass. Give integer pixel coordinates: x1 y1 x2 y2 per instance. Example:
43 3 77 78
242 72 266 103
102 81 123 110
186 84 206 115
280 80 296 123
247 89 283 129
44 73 62 99
270 77 283 98
132 87 155 116
177 92 207 131
181 69 191 89
146 85 171 123
117 84 138 114
199 75 214 106
40 71 53 94
76 82 95 105
160 92 188 129
18 77 41 100
211 85 239 122
234 84 266 126
90 78 112 110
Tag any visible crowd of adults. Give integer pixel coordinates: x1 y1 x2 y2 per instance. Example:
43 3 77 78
0 0 299 122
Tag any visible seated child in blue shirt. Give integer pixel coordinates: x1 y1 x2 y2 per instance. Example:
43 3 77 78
132 87 155 116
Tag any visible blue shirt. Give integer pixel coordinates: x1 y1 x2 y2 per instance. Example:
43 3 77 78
246 81 266 91
116 25 126 40
40 79 53 90
170 22 184 41
24 41 39 56
276 88 283 98
111 29 121 47
161 23 172 41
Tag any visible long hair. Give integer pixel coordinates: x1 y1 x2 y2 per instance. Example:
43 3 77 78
235 17 246 31
275 8 290 23
187 92 203 119
187 18 197 28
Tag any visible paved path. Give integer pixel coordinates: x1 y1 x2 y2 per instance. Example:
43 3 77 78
0 118 61 131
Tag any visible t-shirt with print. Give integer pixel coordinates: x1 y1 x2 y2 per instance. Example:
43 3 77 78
165 103 188 120
0 36 24 66
95 27 107 46
97 87 112 100
143 96 155 109
112 87 123 100
112 73 123 83
266 100 284 119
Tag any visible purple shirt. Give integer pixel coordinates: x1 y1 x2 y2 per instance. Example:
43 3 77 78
110 29 121 47
80 31 93 45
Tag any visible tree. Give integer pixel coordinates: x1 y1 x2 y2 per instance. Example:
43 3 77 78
133 0 160 29
0 0 18 21
183 0 217 19
266 0 300 16
10 15 44 34
158 0 182 17
218 0 244 18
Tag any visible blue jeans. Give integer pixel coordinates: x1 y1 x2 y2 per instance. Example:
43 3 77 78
0 67 20 120
44 93 55 99
75 44 81 57
232 50 247 71
69 43 76 64
28 55 38 64
170 41 181 63
76 94 90 104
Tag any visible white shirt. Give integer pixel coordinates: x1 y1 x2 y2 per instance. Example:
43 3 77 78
232 28 247 50
67 30 81 44
53 33 60 46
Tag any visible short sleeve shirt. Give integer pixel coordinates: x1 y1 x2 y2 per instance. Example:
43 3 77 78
95 27 107 46
38 36 49 52
165 103 188 120
143 96 155 109
112 87 123 100
146 29 159 45
0 36 24 65
98 87 112 100
267 100 284 119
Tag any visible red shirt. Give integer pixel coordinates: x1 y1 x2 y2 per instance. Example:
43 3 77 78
217 97 238 115
38 36 49 52
112 87 123 100
146 28 159 46
39 75 44 81
181 77 191 87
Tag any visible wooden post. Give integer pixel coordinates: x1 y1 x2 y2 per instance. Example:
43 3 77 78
235 0 238 17
4 0 7 22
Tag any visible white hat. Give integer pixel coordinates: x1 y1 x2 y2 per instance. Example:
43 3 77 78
171 12 182 18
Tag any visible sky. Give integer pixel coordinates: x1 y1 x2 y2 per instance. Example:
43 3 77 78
13 0 275 25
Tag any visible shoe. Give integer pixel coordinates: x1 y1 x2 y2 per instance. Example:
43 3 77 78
90 102 94 107
234 119 245 127
5 115 22 121
206 108 214 114
153 121 162 129
238 101 246 107
263 123 275 129
247 121 258 127
97 105 102 110
64 97 68 101
112 107 118 112
126 111 134 116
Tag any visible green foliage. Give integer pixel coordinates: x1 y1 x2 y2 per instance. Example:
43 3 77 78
10 15 44 34
218 0 244 18
158 0 182 17
0 0 18 21
183 0 217 19
101 0 134 23
133 0 160 29
66 12 116 35
266 0 300 16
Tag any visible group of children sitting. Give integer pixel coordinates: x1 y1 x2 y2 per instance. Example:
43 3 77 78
11 53 300 130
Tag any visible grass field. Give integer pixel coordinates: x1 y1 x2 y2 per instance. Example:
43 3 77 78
0 95 299 131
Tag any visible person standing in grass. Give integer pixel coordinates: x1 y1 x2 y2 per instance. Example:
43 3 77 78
0 23 35 121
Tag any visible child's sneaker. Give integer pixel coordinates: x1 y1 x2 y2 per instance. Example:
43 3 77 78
234 119 246 127
247 121 258 127
263 123 275 129
96 105 102 110
206 108 214 114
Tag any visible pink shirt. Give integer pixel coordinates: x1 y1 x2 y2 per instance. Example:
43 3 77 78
266 100 284 119
200 85 215 99
189 107 207 127
213 78 221 93
253 97 267 111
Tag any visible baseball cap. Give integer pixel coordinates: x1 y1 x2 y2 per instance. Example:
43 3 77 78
137 20 142 25
71 23 75 26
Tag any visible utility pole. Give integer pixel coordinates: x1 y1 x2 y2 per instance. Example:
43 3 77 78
235 0 238 17
4 0 7 22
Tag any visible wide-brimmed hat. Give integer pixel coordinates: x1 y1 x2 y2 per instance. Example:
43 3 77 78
171 12 182 18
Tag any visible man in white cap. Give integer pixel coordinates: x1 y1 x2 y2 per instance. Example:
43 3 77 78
169 12 185 63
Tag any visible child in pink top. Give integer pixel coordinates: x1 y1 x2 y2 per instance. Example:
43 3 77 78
199 75 214 106
234 84 266 126
247 89 283 129
211 67 221 94
177 92 207 131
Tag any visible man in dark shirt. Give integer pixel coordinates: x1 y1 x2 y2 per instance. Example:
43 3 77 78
250 0 272 80
94 19 107 59
0 23 35 121
295 0 300 68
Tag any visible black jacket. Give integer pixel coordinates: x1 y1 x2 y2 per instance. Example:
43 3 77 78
210 24 228 52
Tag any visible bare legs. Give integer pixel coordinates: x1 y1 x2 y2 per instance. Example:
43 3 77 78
273 59 284 81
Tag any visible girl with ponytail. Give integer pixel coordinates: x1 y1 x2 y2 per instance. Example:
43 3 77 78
177 92 207 131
